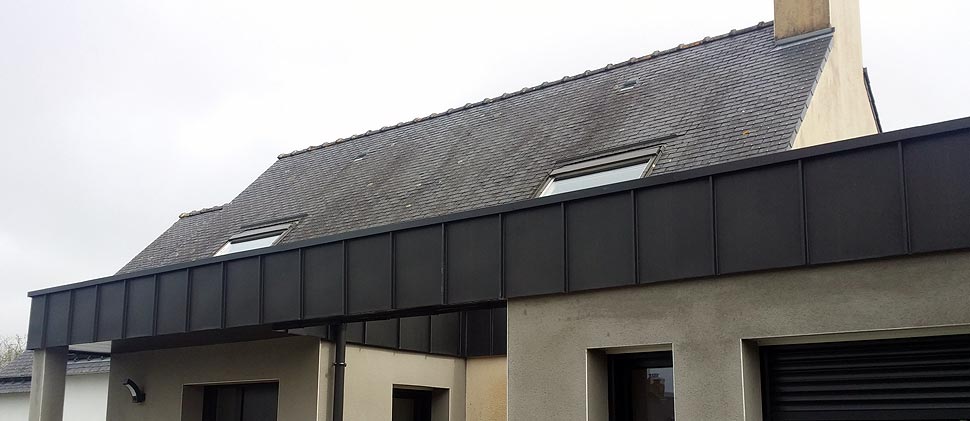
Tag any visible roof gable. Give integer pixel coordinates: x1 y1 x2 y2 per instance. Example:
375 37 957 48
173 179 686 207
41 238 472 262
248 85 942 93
121 23 831 273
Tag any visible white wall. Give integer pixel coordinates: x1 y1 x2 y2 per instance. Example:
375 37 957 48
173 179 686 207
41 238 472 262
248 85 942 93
64 373 109 421
0 393 29 421
0 373 109 421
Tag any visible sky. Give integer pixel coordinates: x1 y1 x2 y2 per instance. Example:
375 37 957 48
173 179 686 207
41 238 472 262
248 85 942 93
1 0 968 338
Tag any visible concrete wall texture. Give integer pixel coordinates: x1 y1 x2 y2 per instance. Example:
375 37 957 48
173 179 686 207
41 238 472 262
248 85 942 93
465 357 507 421
0 373 108 421
105 336 504 421
507 251 970 420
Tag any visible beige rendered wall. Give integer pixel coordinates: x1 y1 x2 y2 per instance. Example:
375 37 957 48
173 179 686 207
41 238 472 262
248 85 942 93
465 357 507 421
106 336 324 421
789 0 879 148
341 345 466 421
507 251 970 421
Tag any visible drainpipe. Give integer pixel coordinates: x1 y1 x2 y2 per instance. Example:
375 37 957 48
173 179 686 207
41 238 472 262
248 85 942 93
332 323 347 421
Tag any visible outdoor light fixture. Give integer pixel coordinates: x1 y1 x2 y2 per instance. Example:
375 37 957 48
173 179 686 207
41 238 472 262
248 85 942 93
122 379 146 403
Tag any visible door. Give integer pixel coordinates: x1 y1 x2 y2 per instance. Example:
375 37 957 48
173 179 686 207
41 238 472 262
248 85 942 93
202 383 279 421
761 334 970 420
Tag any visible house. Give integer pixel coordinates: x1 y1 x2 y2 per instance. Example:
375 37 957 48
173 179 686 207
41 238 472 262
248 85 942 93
22 1 970 420
0 351 109 421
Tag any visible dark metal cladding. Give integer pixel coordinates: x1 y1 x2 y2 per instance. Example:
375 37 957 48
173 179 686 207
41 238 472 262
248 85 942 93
69 287 98 344
262 251 302 323
491 308 507 355
225 258 260 328
345 321 365 344
903 130 970 253
637 179 715 283
364 319 399 349
346 234 392 314
125 276 156 338
430 312 461 356
155 270 189 335
44 291 71 347
188 264 223 331
716 163 805 274
446 216 502 304
504 205 565 297
399 316 431 353
805 144 906 264
567 194 636 291
303 243 344 319
23 118 970 351
26 296 46 349
96 282 126 341
464 309 492 357
394 226 444 308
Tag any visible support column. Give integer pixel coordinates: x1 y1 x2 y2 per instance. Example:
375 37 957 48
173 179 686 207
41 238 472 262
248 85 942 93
28 347 68 421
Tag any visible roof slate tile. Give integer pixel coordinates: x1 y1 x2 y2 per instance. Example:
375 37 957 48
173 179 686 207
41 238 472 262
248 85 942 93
120 24 831 273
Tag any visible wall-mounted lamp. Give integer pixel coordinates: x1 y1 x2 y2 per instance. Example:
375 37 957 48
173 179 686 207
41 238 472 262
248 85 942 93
123 379 146 403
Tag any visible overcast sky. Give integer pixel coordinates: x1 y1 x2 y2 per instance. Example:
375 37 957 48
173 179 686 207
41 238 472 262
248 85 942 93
1 0 968 337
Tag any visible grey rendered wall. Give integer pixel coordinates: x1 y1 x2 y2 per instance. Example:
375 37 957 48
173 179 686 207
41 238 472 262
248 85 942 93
507 250 970 420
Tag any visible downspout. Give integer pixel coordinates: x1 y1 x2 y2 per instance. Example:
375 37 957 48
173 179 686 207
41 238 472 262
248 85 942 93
332 323 347 421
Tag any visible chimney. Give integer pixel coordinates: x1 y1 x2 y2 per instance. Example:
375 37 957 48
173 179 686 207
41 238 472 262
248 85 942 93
774 0 879 147
773 0 862 68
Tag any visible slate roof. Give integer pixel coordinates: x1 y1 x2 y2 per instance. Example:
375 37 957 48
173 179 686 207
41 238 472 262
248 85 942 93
120 22 832 274
0 351 110 394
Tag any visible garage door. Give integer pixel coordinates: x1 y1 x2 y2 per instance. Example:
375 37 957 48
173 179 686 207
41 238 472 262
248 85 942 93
761 334 970 420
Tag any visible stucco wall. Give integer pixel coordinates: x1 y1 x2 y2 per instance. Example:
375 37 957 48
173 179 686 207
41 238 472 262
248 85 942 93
792 0 879 147
106 336 323 421
0 393 29 420
106 336 481 421
0 373 108 421
507 251 970 420
465 357 507 421
341 345 466 421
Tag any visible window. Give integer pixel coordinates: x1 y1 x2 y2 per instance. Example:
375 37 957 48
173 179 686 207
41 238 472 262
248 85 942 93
201 382 279 421
609 351 675 421
392 388 432 421
539 147 659 197
214 223 292 256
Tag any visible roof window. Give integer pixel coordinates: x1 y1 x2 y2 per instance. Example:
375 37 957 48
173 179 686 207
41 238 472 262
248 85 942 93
214 222 293 256
538 146 659 197
617 78 639 91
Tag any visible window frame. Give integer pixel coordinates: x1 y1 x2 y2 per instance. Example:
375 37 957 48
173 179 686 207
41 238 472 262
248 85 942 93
214 222 294 257
538 146 661 197
607 350 675 421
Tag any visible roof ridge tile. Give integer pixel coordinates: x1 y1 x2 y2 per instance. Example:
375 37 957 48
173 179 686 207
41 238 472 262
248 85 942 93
178 204 226 219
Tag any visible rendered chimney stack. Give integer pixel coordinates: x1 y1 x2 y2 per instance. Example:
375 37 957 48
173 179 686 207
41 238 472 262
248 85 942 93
774 0 879 147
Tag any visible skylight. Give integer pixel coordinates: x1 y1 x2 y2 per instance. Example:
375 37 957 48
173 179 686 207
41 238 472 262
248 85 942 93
214 222 293 256
539 146 659 197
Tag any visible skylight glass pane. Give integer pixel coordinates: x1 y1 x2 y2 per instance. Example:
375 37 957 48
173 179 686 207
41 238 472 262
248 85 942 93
541 161 649 196
214 233 283 256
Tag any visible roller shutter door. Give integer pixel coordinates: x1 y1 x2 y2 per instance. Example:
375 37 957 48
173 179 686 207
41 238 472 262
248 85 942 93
761 334 970 420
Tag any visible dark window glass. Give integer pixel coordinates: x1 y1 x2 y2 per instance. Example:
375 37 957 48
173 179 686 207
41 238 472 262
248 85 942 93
392 388 433 421
609 351 675 421
202 383 279 421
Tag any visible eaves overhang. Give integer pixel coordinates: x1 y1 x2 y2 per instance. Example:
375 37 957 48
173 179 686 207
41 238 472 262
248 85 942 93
26 116 970 351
